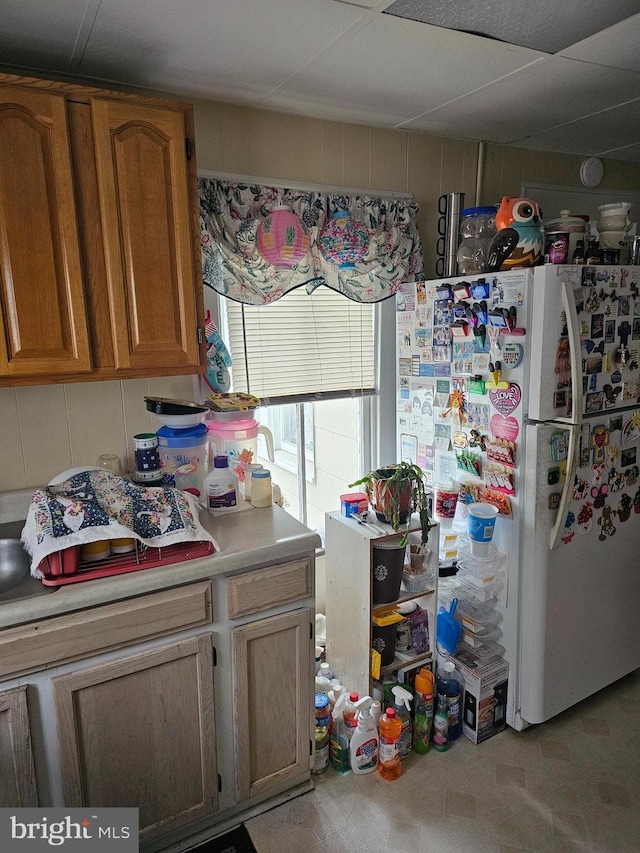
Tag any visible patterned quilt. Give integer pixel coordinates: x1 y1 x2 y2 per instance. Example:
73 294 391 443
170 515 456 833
22 469 217 577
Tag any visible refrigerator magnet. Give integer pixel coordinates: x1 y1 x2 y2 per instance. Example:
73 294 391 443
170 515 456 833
489 382 521 417
576 501 594 534
597 506 617 540
501 343 523 368
490 413 519 443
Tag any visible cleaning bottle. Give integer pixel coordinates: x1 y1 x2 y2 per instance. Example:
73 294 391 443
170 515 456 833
329 691 351 775
391 685 413 760
370 699 382 729
413 667 435 754
433 694 449 752
378 707 403 780
437 659 462 741
349 697 379 774
343 691 359 741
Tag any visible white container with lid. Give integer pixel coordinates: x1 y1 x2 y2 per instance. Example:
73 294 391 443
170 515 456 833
544 210 588 259
242 463 263 500
251 468 272 507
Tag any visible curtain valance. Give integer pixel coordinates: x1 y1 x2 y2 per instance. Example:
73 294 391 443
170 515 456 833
199 178 423 305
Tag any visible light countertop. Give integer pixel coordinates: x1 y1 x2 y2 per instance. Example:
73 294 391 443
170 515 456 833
0 503 321 630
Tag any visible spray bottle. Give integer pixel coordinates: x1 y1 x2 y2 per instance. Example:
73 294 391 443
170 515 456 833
370 699 382 729
349 697 379 774
391 685 413 759
329 691 351 774
433 694 449 752
413 667 435 754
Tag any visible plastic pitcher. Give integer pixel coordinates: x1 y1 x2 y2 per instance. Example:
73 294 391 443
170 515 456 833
206 412 274 478
157 423 208 500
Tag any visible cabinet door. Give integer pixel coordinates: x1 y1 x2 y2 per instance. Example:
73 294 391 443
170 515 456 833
53 635 217 837
0 87 91 377
233 609 313 801
0 686 38 806
90 98 201 372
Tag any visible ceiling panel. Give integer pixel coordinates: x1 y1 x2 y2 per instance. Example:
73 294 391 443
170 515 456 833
260 13 543 126
0 0 99 73
0 0 638 161
512 101 640 161
79 0 369 100
402 56 640 144
560 12 640 73
383 0 639 54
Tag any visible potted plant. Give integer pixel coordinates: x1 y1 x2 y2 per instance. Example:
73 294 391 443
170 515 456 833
349 461 431 546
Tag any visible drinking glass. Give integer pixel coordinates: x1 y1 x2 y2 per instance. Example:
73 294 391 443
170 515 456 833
96 453 122 474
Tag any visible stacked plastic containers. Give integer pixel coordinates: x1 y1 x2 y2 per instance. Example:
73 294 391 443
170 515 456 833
446 545 506 663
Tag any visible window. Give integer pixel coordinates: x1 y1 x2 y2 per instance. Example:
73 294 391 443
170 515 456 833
218 288 376 526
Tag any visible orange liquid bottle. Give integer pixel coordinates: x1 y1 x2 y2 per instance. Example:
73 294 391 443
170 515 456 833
378 707 402 780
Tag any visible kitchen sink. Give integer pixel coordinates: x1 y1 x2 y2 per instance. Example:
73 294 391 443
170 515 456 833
0 520 57 603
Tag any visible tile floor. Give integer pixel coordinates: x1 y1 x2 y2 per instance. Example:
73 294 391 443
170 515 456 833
245 669 640 852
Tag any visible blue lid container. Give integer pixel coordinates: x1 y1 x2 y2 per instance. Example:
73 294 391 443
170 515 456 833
157 423 208 447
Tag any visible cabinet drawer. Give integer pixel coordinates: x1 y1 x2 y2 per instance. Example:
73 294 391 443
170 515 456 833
227 559 312 619
0 581 212 679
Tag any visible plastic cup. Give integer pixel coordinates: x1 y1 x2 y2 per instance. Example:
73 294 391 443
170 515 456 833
467 503 499 558
433 482 460 528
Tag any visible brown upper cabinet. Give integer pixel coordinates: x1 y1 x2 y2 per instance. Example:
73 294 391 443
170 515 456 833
0 75 205 385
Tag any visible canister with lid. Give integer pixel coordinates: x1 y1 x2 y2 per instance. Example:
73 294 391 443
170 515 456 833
251 468 272 507
544 210 588 261
456 206 497 274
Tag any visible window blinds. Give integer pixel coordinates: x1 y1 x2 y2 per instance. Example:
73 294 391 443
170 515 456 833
224 287 376 404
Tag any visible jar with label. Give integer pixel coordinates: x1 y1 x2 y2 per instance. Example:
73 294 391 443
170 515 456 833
396 601 417 652
251 468 272 507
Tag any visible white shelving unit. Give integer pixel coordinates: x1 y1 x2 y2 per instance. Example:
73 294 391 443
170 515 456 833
324 511 440 698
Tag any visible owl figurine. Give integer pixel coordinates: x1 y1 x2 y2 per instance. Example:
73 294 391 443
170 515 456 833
487 196 543 271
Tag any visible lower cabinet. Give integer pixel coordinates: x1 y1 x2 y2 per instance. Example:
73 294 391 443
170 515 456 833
233 609 313 802
52 635 217 839
0 686 38 807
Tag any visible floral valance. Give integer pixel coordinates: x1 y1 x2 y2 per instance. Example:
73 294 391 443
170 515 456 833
198 178 423 304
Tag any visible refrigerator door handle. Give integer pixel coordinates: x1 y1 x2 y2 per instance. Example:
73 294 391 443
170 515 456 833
549 425 579 550
561 280 583 421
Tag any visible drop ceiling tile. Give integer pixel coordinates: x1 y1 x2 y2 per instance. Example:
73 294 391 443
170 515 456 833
384 0 639 54
78 0 368 101
0 0 98 73
403 56 640 144
512 101 640 160
560 12 640 72
260 13 543 126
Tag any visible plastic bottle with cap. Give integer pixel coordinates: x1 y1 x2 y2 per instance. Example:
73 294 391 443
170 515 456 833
378 707 403 780
251 468 272 507
205 455 238 509
343 692 359 741
242 463 263 501
329 692 351 775
437 659 463 741
349 697 379 775
317 661 334 680
391 685 413 759
413 667 435 754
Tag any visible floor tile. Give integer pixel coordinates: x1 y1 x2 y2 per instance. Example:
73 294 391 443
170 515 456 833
246 669 640 853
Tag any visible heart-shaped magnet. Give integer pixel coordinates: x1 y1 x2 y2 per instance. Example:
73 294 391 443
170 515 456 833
490 413 520 443
489 383 522 417
501 343 524 368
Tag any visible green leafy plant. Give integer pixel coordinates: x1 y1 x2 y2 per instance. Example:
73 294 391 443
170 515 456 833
349 461 431 546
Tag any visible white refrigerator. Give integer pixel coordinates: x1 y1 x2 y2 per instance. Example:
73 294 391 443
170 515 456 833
395 264 640 729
